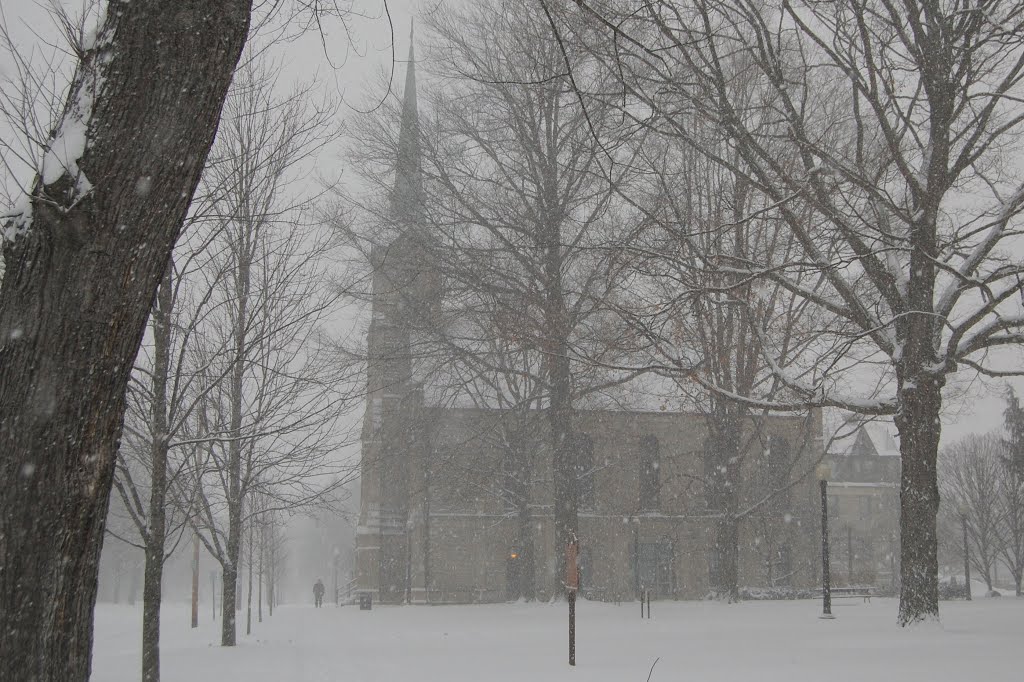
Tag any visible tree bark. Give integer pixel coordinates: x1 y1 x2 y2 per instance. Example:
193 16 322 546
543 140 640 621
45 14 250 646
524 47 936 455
0 4 250 681
548 290 575 598
221 225 251 645
191 534 200 629
895 374 943 624
221 562 238 646
142 263 173 682
706 409 743 602
246 525 253 636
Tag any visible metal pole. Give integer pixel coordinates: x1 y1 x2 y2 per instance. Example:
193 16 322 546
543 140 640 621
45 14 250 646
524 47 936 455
847 525 853 586
568 589 576 666
962 514 972 601
646 590 650 619
820 480 834 619
566 538 579 666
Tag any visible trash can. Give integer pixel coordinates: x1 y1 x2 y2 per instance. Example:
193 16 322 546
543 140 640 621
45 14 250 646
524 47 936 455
359 593 372 611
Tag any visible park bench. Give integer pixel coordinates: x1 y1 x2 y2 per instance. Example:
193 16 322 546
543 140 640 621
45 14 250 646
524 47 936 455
827 586 873 603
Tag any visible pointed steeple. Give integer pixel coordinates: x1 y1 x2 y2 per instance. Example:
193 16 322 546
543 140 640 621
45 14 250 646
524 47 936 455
391 23 421 223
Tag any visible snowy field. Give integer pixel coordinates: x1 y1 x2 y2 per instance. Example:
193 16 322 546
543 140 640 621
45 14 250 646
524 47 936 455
92 597 1023 682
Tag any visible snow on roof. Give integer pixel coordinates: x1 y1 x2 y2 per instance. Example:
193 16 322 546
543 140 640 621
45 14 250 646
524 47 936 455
826 413 900 458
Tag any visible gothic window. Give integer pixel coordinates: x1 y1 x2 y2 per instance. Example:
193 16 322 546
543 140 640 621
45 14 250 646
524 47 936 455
859 495 872 518
574 433 595 511
766 435 791 512
702 438 721 511
502 446 527 513
639 435 660 510
636 542 673 597
370 397 383 434
774 545 793 587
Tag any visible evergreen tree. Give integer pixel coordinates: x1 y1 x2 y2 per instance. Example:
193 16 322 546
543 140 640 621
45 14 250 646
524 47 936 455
1002 388 1024 479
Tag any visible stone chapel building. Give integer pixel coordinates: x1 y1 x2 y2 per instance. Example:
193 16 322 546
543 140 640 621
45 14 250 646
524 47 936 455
353 47 871 605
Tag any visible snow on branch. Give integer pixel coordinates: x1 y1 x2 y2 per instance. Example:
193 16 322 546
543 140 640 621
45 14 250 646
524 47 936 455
1 2 111 242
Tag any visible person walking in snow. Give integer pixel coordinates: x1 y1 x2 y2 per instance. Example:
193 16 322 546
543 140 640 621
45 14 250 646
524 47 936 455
313 578 325 608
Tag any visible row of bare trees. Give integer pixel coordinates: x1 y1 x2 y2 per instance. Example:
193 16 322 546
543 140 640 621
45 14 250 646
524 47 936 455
98 45 354 682
940 391 1024 595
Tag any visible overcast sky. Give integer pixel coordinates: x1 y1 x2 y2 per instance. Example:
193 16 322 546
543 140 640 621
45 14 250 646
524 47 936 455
1 0 1021 443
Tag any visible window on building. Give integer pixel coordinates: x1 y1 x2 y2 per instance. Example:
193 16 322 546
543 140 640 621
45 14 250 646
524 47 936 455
502 447 527 513
774 545 793 587
639 435 660 510
703 438 721 511
370 397 383 434
574 433 595 510
860 495 872 518
637 542 674 597
766 435 791 512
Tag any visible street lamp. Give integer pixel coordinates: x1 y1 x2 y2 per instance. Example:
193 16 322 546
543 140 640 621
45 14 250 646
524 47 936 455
959 505 971 601
817 462 835 619
333 546 341 606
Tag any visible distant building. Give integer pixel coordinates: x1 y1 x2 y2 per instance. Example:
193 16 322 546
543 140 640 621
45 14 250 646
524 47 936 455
823 419 901 590
354 48 864 604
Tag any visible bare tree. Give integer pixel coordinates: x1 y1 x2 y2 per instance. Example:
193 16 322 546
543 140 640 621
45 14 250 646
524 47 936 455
0 4 250 677
111 210 238 682
613 113 825 600
939 433 1006 591
548 0 1024 624
178 51 353 646
999 389 1024 594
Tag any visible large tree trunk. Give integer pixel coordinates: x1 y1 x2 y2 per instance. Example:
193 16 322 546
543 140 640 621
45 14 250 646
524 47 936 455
544 214 575 598
895 208 944 625
220 561 239 646
895 374 942 625
221 234 251 645
0 4 251 681
246 526 253 636
142 264 173 682
517 498 536 601
548 316 575 598
706 409 743 602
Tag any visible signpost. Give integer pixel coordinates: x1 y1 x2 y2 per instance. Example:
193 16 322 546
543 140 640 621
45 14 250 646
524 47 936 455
566 539 579 667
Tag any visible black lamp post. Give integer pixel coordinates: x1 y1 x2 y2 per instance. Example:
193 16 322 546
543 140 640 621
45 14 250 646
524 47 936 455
333 546 340 606
960 508 972 601
817 463 835 619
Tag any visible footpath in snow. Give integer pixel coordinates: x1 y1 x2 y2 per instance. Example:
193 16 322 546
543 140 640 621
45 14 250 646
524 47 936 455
92 597 1024 682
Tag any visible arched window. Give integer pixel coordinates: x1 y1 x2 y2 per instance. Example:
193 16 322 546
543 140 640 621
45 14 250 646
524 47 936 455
639 435 660 510
574 433 595 510
702 437 722 511
766 435 791 512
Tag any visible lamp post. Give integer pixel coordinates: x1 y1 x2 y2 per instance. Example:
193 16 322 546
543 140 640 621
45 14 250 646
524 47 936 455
817 463 835 619
959 506 971 601
333 546 340 606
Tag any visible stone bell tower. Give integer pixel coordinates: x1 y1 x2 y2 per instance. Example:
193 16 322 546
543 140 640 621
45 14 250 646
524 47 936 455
354 34 438 604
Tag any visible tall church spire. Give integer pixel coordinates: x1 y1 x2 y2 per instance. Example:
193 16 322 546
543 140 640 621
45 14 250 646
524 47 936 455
391 25 421 223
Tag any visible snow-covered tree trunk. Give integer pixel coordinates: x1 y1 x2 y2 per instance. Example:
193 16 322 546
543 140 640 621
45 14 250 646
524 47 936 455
0 3 250 681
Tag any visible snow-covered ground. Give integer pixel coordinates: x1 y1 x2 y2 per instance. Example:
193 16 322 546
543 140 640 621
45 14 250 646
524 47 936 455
92 597 1023 682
